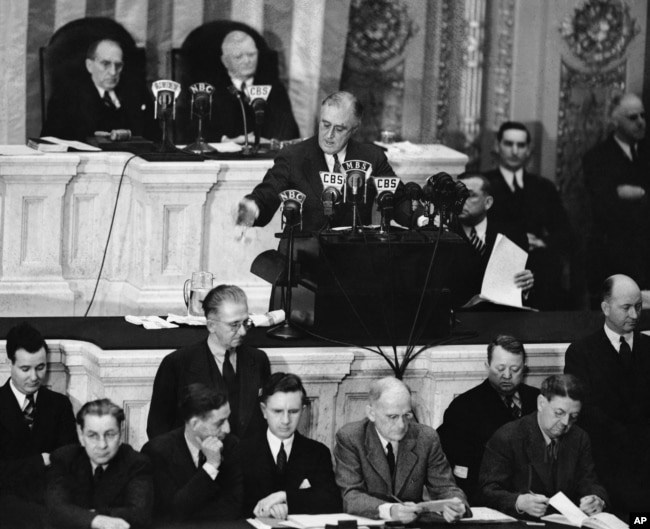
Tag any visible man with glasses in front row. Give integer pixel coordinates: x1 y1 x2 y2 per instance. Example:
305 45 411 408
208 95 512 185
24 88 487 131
148 284 270 441
47 399 153 529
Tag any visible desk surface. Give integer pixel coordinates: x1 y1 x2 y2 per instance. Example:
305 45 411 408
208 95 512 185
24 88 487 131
0 311 636 351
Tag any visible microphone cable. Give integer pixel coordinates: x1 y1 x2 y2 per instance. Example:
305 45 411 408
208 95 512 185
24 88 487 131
83 154 138 317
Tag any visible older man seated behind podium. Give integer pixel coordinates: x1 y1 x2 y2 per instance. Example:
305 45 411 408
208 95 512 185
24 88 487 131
334 376 468 524
240 372 341 519
47 399 153 529
477 374 608 518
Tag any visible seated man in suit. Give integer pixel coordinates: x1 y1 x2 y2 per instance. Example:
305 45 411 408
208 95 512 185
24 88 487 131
477 374 608 518
0 322 77 529
483 121 571 309
438 334 539 501
334 377 468 524
206 29 299 143
565 274 650 511
142 383 242 522
454 172 534 306
42 38 155 141
147 284 270 441
240 372 341 519
237 91 410 234
47 399 153 529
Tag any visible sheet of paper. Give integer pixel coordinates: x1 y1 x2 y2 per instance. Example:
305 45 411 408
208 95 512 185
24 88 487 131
481 234 528 308
282 513 383 528
548 491 587 526
460 507 517 522
0 145 42 155
41 136 101 151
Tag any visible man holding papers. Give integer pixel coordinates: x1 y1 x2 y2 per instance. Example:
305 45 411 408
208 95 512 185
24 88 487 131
477 374 608 518
454 173 534 308
334 377 468 524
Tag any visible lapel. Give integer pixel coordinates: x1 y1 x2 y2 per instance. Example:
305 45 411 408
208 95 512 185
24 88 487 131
286 432 310 486
523 415 554 495
169 429 199 483
187 342 220 386
301 138 328 198
364 421 393 492
393 428 418 497
236 345 256 430
554 431 578 493
0 381 31 438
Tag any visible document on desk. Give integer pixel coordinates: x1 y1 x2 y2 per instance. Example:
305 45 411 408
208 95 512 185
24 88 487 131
461 234 532 310
459 507 517 523
279 513 383 528
542 492 629 529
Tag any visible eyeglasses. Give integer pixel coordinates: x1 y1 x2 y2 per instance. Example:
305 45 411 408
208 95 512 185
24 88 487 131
93 58 124 72
624 112 645 122
84 430 120 443
209 318 254 331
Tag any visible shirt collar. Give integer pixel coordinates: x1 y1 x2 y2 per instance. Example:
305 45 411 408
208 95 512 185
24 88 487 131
9 379 37 410
92 84 120 108
613 135 634 161
374 426 398 454
463 216 488 241
266 429 294 460
230 76 253 92
603 323 634 352
324 147 348 172
499 167 524 191
184 430 202 467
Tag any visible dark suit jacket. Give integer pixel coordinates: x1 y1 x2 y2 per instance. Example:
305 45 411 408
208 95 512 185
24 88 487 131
453 219 529 306
0 381 77 502
248 136 409 232
203 76 299 142
240 431 341 516
583 135 650 287
437 379 539 501
334 418 467 519
477 412 608 517
147 341 270 441
483 168 571 309
141 428 242 522
46 443 153 529
41 76 156 141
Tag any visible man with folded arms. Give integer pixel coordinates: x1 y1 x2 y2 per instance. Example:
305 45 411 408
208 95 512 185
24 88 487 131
142 383 242 522
47 399 153 529
334 376 467 524
477 374 607 518
240 372 341 519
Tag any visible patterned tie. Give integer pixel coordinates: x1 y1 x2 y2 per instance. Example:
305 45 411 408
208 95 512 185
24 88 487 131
102 91 116 110
469 227 486 256
333 153 342 174
276 442 287 476
23 394 35 429
619 336 633 369
505 394 521 419
386 442 396 479
197 450 207 468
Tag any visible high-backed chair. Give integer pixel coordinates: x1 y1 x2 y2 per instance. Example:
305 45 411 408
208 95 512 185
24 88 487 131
39 17 147 129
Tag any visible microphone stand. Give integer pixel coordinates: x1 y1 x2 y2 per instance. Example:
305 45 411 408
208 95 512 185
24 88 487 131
229 87 252 156
267 219 304 339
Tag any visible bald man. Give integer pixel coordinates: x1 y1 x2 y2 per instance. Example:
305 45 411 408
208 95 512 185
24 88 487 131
204 29 299 143
583 93 650 300
565 274 650 512
334 377 468 524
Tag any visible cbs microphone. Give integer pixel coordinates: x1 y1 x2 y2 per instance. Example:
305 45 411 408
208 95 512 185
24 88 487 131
279 189 306 231
246 85 272 152
319 171 345 220
372 176 400 233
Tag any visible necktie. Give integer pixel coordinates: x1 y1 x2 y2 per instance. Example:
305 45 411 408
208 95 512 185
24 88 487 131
631 143 638 163
276 442 287 475
547 439 558 490
386 442 396 479
222 350 236 391
102 91 116 110
23 394 35 429
333 153 342 174
504 394 521 419
619 336 633 369
198 450 207 468
469 227 486 256
512 174 523 194
94 465 104 483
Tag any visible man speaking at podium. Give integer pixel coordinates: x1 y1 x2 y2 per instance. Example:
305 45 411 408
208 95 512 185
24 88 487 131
237 91 410 233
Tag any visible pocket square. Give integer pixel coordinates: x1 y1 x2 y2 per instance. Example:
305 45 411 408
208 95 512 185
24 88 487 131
299 478 311 489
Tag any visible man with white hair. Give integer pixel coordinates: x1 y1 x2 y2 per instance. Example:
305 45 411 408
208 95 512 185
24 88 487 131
206 29 299 142
583 93 649 301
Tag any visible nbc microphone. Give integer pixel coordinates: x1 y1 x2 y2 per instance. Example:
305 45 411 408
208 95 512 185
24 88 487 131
279 189 306 231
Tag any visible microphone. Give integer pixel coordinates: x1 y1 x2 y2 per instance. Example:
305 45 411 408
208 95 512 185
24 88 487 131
185 82 216 154
227 85 251 155
251 97 266 125
350 172 361 197
372 176 401 233
245 85 272 152
152 80 181 152
322 187 341 217
279 189 306 231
